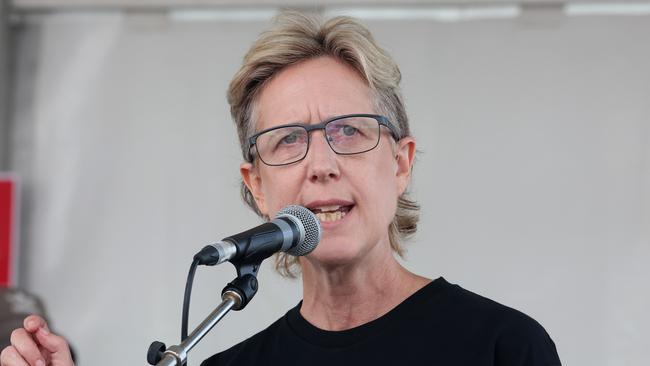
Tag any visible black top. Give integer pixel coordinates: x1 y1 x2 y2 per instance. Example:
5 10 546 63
202 277 561 365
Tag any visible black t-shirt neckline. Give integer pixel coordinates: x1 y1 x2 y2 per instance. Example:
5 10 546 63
285 276 449 348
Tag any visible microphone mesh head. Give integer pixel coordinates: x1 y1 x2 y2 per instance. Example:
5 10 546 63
278 205 321 256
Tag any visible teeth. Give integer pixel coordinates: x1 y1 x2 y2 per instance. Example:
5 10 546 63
317 205 341 212
315 210 346 222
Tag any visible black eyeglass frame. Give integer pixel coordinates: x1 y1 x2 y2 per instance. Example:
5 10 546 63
247 114 402 166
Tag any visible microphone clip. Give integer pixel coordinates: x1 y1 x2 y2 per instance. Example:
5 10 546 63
222 259 262 311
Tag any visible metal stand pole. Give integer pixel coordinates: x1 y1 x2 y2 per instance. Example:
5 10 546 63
148 260 261 366
154 291 242 366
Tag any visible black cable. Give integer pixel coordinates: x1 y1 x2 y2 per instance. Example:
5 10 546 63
182 258 200 341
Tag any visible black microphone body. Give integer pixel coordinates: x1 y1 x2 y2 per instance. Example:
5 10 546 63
194 205 320 266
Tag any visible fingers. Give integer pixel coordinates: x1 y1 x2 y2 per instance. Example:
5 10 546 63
8 329 45 366
33 329 74 365
22 316 50 334
3 316 74 366
0 345 30 366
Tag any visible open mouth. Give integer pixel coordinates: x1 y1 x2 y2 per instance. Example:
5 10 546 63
309 204 354 222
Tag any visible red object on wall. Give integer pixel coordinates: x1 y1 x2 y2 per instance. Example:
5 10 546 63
0 176 16 288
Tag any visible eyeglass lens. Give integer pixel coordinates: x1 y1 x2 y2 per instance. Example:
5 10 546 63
255 116 381 166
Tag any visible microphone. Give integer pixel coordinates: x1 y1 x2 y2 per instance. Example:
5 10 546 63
193 205 321 266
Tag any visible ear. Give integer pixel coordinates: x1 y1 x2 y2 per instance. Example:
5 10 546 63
395 136 416 195
240 162 268 216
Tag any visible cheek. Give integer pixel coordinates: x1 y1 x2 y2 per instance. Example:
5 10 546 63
260 169 302 216
375 180 399 226
355 158 400 224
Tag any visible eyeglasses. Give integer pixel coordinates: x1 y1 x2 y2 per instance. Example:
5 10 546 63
248 114 401 166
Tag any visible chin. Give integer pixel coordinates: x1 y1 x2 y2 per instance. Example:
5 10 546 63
303 239 367 269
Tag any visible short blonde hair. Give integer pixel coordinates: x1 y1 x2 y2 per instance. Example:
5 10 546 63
228 10 419 277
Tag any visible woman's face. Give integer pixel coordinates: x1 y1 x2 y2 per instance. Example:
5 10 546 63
240 56 415 269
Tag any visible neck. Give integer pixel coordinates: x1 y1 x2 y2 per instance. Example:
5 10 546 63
299 247 430 331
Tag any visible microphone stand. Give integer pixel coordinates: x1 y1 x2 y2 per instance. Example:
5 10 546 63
147 261 262 366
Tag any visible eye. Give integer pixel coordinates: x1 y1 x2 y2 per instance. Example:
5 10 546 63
342 125 358 136
280 131 300 144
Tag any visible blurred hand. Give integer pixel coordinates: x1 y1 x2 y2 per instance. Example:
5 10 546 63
0 315 74 366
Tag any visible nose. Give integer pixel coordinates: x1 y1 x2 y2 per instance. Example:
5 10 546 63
305 130 340 183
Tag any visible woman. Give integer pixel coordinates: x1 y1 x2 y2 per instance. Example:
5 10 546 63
1 11 561 366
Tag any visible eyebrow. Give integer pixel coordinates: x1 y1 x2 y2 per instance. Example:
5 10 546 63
259 113 367 130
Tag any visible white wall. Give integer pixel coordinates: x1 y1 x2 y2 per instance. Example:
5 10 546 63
0 0 10 169
8 7 650 366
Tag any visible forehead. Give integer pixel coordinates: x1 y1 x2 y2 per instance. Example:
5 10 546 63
255 56 374 131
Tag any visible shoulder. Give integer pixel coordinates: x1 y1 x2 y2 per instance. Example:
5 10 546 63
200 315 285 366
438 280 561 365
442 281 540 323
446 282 554 334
